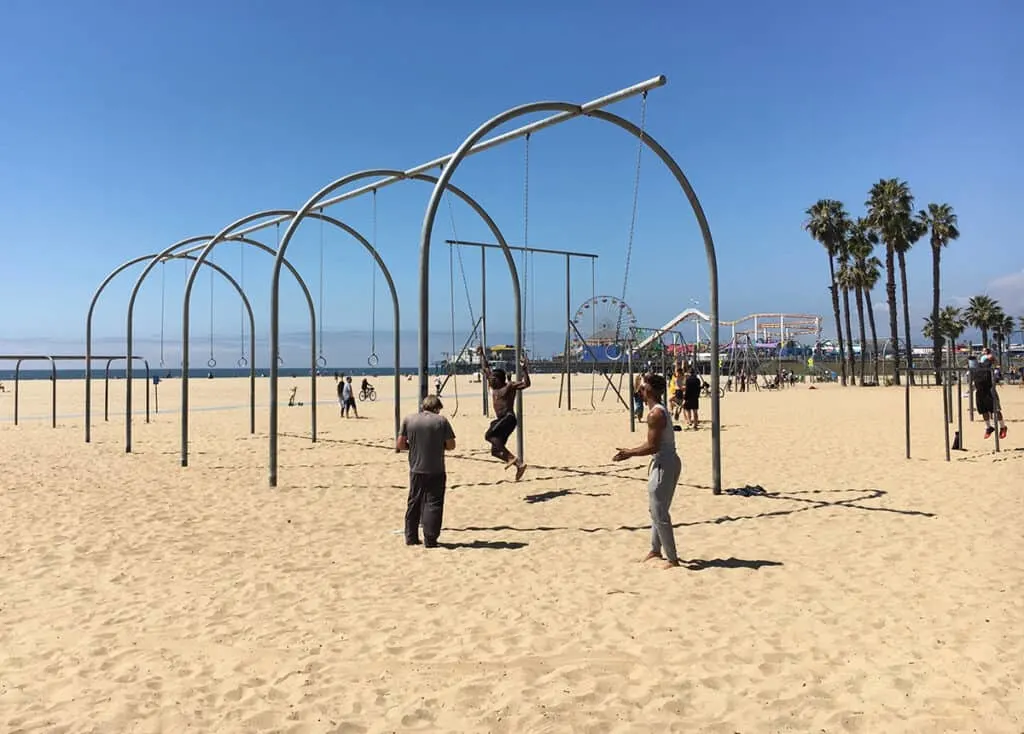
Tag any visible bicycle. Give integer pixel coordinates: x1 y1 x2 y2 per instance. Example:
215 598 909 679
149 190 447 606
359 387 377 402
701 382 725 399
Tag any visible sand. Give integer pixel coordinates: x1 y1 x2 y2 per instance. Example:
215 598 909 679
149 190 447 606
0 372 1021 733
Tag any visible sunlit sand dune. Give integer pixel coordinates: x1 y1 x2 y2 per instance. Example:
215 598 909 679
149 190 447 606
1 375 1021 732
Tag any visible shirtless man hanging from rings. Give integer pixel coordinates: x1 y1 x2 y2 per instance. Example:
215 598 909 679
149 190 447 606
477 346 530 481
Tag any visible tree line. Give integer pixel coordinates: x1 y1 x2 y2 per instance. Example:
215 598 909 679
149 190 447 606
804 178 1020 386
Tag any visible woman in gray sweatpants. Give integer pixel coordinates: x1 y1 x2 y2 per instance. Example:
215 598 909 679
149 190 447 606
613 372 683 569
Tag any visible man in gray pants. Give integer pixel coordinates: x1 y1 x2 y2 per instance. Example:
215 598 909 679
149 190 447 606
396 395 456 548
613 372 683 569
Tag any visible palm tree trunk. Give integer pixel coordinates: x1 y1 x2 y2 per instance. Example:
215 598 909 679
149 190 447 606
897 250 914 385
885 244 901 385
855 286 868 383
841 286 856 385
931 245 942 385
981 328 989 349
897 250 913 382
828 255 847 386
865 289 880 383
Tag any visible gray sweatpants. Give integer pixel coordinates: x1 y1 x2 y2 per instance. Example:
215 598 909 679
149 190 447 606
648 454 682 562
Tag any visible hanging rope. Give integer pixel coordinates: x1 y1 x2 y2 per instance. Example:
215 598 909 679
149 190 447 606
616 91 648 342
444 171 477 334
529 250 537 356
238 243 247 367
159 260 166 368
276 223 284 366
448 240 460 415
317 207 326 367
208 266 216 368
369 189 378 364
522 133 531 355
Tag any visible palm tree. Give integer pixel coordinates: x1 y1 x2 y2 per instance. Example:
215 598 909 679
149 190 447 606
917 203 960 384
896 216 927 384
965 295 1000 348
804 199 851 385
866 179 916 385
848 218 880 383
860 254 884 383
836 236 858 385
923 306 966 368
992 312 1015 366
837 259 862 383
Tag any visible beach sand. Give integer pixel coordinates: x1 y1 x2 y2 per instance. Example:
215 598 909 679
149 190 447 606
1 373 1021 733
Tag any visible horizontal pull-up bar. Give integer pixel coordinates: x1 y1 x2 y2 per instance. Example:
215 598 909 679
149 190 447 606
446 239 599 260
227 75 667 242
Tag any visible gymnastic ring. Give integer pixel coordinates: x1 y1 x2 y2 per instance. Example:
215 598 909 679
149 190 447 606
606 344 623 361
207 358 217 368
237 356 248 368
317 355 328 367
367 353 379 367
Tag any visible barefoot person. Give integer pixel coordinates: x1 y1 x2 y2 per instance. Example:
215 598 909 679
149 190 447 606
396 395 456 548
477 346 530 481
612 372 682 569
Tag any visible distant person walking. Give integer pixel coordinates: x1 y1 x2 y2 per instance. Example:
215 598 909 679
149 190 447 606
396 395 456 548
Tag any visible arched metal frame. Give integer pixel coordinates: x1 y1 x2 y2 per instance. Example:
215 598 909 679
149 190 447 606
418 104 722 493
267 170 519 488
9 356 56 426
91 241 312 447
184 209 400 469
104 356 152 423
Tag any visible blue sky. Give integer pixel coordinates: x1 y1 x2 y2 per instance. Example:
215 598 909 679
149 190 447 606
0 0 1020 367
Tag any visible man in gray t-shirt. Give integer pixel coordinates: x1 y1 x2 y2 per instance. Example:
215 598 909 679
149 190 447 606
396 395 456 547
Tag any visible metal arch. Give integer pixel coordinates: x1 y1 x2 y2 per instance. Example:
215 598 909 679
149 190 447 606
583 108 721 495
104 356 151 424
267 169 519 488
11 356 56 427
418 102 722 494
92 240 314 447
180 209 399 471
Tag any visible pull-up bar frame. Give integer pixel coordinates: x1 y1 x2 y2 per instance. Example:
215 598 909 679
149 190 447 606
446 239 599 415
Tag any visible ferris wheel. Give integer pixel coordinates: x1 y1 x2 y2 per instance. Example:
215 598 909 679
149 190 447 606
571 295 637 360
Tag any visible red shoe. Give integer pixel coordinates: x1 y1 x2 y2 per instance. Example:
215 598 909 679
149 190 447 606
999 426 1007 440
985 427 994 439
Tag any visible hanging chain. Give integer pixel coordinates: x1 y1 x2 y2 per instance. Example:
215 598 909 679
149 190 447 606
159 260 166 367
370 189 377 355
616 91 647 343
317 207 325 359
522 133 531 354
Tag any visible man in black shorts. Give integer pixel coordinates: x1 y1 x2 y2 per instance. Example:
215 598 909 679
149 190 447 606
683 368 702 429
477 346 530 481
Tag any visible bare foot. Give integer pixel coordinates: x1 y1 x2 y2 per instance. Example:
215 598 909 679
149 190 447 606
515 463 527 481
659 559 681 570
640 551 663 563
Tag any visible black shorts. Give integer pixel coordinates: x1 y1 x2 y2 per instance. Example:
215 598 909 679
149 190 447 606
673 389 684 402
976 390 994 414
345 397 356 408
682 396 699 410
485 412 518 446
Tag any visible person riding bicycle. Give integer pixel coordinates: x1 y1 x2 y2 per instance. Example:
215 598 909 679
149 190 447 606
361 377 372 395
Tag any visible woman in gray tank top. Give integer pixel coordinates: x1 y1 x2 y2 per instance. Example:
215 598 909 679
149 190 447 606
613 372 683 569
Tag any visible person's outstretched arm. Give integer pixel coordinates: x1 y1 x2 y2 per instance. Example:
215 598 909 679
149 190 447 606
612 408 666 461
510 355 531 390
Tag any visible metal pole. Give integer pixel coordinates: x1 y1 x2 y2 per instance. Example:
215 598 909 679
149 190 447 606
904 368 911 460
628 339 635 433
956 370 964 451
942 369 951 462
104 358 113 422
565 253 572 411
143 359 150 424
49 357 56 429
13 359 21 425
230 77 668 244
480 246 488 417
447 239 600 260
